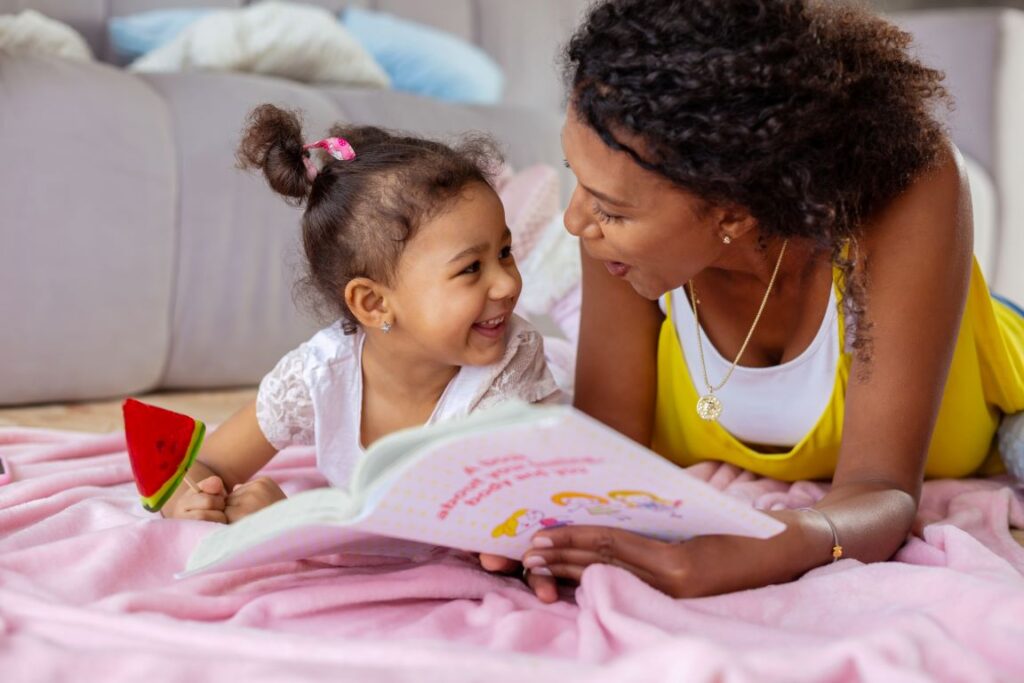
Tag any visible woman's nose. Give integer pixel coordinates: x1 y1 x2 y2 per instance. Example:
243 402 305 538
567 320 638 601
564 185 602 240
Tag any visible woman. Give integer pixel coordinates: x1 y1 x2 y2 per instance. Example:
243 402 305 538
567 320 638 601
483 0 1024 604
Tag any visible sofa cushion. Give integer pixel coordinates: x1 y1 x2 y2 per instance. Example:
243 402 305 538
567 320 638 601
476 0 590 110
0 57 176 404
139 71 339 389
0 0 108 57
107 7 213 62
343 6 502 105
130 2 389 88
0 9 93 60
316 87 574 205
106 0 241 62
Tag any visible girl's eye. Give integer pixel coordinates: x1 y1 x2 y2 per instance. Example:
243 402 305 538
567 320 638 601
499 245 513 260
562 158 570 169
593 203 622 224
461 261 481 275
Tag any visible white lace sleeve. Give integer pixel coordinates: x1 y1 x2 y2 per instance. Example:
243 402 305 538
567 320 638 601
474 324 562 411
256 346 315 450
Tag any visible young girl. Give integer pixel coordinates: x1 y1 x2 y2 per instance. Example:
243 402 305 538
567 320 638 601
161 104 561 523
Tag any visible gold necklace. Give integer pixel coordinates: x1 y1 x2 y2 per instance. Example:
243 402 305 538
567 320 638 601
688 239 789 421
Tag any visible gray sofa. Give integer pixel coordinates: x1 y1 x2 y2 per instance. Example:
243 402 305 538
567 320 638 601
1 1 1021 406
0 0 590 405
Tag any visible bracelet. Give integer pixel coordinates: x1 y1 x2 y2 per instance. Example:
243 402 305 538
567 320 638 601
798 507 844 563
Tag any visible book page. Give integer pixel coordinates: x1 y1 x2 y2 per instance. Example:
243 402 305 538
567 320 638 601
355 406 785 559
349 401 542 495
182 406 542 577
181 487 366 576
184 405 786 576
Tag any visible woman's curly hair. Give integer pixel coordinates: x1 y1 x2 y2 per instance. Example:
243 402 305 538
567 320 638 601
564 0 950 361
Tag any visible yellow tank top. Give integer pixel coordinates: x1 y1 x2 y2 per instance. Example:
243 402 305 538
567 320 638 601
651 259 1024 480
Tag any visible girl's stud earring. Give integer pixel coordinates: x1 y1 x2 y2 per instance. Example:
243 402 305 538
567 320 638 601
381 321 392 333
722 235 732 245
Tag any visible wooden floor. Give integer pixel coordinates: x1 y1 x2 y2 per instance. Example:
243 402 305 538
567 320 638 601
0 388 257 433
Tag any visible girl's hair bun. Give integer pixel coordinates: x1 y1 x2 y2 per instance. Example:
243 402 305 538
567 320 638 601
237 104 311 204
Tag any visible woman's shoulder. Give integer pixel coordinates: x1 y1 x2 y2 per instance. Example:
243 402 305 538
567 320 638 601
851 137 973 366
861 138 969 275
868 139 966 235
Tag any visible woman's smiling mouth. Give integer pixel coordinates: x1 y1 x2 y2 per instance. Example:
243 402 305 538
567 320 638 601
605 261 631 277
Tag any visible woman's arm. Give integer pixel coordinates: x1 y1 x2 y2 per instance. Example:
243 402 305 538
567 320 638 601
574 243 664 444
816 140 973 557
523 142 974 599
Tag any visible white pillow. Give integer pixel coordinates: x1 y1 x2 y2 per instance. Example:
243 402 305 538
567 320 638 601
0 9 92 61
129 1 389 88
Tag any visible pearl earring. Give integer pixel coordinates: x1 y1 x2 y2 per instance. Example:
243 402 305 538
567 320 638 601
381 321 392 333
722 235 732 245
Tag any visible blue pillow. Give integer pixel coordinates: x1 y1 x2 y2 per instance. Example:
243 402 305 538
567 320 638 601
343 7 503 105
108 9 212 62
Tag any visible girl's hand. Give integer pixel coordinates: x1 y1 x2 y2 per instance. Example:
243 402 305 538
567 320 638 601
225 477 286 523
160 475 228 523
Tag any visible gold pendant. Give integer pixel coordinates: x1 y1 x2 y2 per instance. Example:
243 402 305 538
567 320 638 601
696 394 722 421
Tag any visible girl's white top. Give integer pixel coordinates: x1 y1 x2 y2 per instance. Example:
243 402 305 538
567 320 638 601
255 315 561 488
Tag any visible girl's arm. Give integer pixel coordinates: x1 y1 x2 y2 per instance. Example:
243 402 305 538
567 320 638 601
573 243 664 444
523 142 972 599
192 399 279 489
161 400 279 519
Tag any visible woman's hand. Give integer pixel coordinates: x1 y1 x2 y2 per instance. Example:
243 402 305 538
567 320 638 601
520 527 697 601
478 552 562 603
224 477 287 523
484 530 708 604
518 508 845 602
160 475 228 523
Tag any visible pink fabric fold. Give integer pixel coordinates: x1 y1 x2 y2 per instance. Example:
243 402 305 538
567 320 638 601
1 427 1022 682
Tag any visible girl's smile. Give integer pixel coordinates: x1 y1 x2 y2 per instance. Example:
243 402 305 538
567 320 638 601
472 314 510 339
376 181 522 368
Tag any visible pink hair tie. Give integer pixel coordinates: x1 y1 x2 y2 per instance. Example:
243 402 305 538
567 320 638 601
302 137 356 182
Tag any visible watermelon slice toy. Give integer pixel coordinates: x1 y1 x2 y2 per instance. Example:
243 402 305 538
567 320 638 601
123 398 206 512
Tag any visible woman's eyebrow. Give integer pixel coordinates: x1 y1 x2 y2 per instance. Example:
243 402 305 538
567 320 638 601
562 143 636 209
582 183 635 209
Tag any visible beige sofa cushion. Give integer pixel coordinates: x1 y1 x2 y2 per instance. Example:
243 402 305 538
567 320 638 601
0 57 176 403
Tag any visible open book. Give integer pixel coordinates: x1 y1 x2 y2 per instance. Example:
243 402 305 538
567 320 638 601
180 402 785 577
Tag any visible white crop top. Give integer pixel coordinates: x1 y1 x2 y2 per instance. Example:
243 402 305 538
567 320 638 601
660 285 840 447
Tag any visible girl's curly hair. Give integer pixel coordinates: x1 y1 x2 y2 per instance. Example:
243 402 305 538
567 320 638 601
564 0 950 361
237 104 501 334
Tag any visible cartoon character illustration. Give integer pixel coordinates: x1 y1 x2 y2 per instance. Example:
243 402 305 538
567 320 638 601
607 490 683 518
550 491 631 520
491 508 572 538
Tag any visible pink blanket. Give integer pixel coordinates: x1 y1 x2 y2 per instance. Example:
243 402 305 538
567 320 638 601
2 427 1023 682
